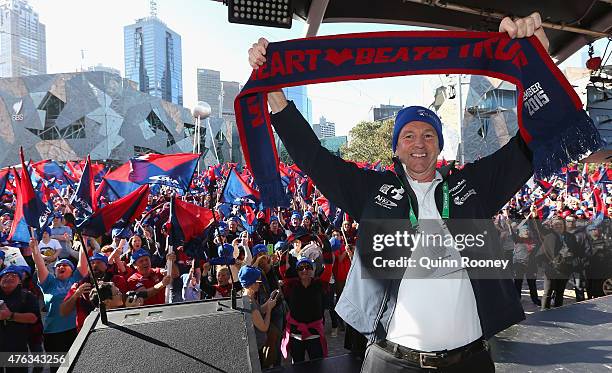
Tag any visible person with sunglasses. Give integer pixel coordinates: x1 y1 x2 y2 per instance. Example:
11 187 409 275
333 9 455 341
279 257 332 363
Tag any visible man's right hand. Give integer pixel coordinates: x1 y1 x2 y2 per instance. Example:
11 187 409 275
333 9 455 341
248 38 269 69
75 283 92 298
248 38 288 112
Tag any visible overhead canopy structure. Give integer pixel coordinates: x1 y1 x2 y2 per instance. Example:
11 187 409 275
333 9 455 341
292 0 612 63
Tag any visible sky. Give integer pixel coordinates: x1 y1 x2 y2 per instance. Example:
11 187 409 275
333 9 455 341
29 0 601 136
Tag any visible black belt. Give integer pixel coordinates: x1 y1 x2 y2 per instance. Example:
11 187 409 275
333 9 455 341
376 338 488 369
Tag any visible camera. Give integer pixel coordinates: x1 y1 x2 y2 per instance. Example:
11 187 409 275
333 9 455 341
126 290 148 304
89 282 115 307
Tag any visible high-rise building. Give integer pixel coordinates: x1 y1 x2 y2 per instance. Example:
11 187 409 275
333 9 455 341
0 0 46 77
373 104 404 122
222 80 240 116
197 69 221 118
124 16 183 105
313 116 335 139
283 86 312 124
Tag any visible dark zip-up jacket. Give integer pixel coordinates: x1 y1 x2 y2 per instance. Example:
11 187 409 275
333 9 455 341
271 102 533 343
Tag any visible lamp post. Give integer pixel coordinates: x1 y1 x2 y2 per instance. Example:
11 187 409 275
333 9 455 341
193 101 212 173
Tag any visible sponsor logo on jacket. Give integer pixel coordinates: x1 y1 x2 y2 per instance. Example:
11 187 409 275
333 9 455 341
374 194 397 209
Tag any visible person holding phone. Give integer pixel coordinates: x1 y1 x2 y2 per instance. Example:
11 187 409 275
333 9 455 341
240 265 279 369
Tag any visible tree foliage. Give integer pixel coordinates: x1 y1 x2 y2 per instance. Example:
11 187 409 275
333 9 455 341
341 119 395 166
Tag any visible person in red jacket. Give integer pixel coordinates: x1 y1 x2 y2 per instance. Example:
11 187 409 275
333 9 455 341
126 249 174 306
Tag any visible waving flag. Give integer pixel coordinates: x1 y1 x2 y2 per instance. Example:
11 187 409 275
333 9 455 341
102 162 140 199
535 179 553 191
128 153 200 191
17 148 46 229
69 155 96 221
8 150 46 243
596 166 612 184
299 177 315 201
78 184 150 237
239 205 258 234
8 168 29 244
221 168 261 205
31 160 72 186
168 197 215 246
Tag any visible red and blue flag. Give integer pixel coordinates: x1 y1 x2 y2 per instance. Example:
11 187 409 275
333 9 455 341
221 168 261 205
78 184 150 237
102 162 140 200
69 155 96 221
168 196 215 246
128 153 200 191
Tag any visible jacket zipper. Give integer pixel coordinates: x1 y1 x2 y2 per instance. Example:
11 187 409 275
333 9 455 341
369 283 389 344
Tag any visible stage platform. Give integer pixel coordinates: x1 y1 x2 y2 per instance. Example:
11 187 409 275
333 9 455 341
491 295 612 372
268 296 612 372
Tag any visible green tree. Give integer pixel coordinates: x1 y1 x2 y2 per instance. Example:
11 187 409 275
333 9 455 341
341 119 394 166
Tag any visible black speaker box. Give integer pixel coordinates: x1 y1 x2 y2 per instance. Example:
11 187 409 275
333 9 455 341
59 297 262 373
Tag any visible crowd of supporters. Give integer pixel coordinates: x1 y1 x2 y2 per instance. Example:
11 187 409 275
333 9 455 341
0 160 610 371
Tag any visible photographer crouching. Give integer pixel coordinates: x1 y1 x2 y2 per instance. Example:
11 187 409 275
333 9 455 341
60 253 128 332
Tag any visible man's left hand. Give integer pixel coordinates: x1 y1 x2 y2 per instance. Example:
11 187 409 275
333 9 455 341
499 12 549 52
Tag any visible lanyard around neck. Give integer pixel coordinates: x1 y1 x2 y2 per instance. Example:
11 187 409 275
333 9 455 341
405 180 450 228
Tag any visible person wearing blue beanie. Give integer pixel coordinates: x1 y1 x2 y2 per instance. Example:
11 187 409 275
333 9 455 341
248 13 551 371
391 106 444 183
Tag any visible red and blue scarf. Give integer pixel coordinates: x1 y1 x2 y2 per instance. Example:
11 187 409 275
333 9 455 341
235 31 603 207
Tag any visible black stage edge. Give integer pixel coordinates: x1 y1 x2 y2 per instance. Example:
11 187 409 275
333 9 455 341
59 297 261 373
266 353 363 373
491 295 612 372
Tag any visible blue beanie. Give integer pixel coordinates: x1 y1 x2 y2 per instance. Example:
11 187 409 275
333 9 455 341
392 106 444 153
238 265 262 288
218 243 234 258
90 253 109 266
0 266 21 278
296 257 314 268
54 259 75 271
251 244 268 257
130 248 151 265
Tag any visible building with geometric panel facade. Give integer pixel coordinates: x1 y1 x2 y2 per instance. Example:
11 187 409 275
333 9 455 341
0 71 198 166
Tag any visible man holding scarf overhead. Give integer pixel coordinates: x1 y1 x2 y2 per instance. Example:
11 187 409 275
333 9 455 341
246 13 600 372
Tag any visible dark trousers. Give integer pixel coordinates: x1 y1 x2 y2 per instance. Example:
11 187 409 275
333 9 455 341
289 337 324 363
586 278 605 299
513 263 539 302
360 343 495 373
542 276 568 310
324 289 339 329
44 328 78 373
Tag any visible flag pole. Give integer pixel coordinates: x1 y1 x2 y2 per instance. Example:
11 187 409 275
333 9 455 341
164 234 173 303
60 216 109 326
165 197 175 303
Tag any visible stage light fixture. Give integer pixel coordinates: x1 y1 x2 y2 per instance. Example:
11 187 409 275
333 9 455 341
228 0 293 29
